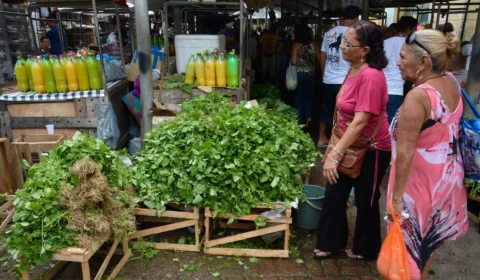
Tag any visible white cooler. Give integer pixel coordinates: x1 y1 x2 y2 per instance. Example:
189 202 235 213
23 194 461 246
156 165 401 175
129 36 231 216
174 35 226 73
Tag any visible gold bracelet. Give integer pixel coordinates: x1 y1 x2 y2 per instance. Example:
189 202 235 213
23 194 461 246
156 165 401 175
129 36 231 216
326 155 339 164
332 146 344 157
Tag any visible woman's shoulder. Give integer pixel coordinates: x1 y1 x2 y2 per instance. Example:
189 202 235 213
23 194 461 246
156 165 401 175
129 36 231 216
360 67 386 82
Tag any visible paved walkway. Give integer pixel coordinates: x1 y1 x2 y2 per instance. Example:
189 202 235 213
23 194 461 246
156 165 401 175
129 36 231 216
2 165 480 279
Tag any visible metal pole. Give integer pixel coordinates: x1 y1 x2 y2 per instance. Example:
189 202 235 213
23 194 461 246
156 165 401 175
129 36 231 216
461 0 471 41
296 0 300 24
91 0 107 94
27 4 39 52
445 1 451 28
316 0 323 44
174 8 182 36
114 4 126 74
465 7 480 119
80 12 84 45
240 0 244 87
56 12 65 54
128 10 135 54
362 0 369 20
0 5 13 80
281 0 285 25
436 0 443 29
430 0 436 26
135 0 153 137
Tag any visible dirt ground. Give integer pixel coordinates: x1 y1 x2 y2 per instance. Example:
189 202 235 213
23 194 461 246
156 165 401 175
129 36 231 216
1 161 479 280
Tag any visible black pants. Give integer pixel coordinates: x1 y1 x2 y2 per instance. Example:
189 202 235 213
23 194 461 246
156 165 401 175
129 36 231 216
315 150 391 260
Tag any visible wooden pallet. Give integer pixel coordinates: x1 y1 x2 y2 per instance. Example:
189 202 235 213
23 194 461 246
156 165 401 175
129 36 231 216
21 235 131 280
0 139 15 193
130 204 202 252
11 134 66 190
0 195 15 254
203 204 291 258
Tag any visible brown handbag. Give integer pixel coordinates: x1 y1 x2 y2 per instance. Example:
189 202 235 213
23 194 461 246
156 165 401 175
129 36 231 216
325 73 385 179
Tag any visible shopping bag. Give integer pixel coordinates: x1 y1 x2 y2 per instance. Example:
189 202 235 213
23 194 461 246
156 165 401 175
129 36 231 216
286 62 297 91
377 201 410 280
460 88 480 180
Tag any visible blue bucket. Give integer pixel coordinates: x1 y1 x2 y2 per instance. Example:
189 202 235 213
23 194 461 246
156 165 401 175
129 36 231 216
295 184 325 230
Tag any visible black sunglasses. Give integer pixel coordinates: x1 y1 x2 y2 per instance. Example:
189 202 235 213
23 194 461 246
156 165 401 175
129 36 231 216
405 32 431 55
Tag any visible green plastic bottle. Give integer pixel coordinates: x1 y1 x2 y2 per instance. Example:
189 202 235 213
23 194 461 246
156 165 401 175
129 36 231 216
227 51 239 87
86 53 102 90
42 55 56 93
52 56 68 92
25 56 34 91
76 56 90 91
185 54 195 86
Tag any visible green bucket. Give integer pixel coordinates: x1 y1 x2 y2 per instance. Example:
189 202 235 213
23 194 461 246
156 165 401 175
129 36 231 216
295 184 325 231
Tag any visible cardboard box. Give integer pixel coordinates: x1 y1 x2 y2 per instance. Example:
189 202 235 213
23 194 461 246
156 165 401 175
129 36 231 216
127 48 164 82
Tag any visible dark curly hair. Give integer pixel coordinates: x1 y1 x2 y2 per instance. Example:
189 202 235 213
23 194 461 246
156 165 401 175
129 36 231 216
294 24 313 45
351 20 388 70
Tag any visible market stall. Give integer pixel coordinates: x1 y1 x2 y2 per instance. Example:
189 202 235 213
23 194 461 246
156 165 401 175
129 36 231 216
0 0 133 149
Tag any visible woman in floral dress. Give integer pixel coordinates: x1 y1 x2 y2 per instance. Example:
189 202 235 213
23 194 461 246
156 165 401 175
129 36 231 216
388 29 468 279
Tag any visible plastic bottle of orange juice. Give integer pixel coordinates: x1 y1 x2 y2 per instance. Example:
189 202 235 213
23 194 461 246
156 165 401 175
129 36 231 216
25 56 34 91
204 52 216 86
31 56 45 93
52 56 68 92
184 54 195 86
76 56 90 91
215 52 227 87
42 55 56 93
194 53 205 86
65 54 79 92
14 57 29 92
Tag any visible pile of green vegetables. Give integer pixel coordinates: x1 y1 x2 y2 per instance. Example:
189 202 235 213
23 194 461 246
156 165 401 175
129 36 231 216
466 178 480 197
7 133 136 271
258 98 298 121
251 84 281 100
163 75 195 93
132 91 316 217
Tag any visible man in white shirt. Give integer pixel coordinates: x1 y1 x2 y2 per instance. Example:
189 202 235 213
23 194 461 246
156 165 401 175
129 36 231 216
383 16 417 123
317 6 359 147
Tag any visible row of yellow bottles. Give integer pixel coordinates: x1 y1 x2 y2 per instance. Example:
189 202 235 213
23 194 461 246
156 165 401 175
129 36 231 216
18 54 102 93
185 50 231 87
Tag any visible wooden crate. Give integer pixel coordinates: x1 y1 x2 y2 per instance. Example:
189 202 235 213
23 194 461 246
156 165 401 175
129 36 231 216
203 204 292 258
0 195 16 255
0 139 15 193
130 204 202 252
12 134 65 190
21 235 131 280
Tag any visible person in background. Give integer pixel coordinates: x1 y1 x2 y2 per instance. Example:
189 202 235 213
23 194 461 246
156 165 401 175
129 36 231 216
290 24 321 126
225 29 239 53
42 14 68 55
317 6 360 147
107 17 119 44
384 16 418 123
103 28 133 62
39 36 51 55
259 29 281 83
388 29 467 280
314 20 391 260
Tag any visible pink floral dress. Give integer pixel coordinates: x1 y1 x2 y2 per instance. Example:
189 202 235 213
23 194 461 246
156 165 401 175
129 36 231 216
387 73 468 278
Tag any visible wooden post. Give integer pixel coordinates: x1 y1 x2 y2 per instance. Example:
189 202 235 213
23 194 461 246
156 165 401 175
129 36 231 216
465 7 480 119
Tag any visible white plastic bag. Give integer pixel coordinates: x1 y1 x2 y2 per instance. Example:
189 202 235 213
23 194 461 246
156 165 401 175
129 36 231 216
286 63 297 91
97 102 120 149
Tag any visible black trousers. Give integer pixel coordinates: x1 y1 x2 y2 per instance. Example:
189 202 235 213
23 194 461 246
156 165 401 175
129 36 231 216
315 150 391 260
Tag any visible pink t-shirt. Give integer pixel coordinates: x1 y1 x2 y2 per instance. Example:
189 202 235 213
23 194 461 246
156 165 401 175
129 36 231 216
335 67 391 151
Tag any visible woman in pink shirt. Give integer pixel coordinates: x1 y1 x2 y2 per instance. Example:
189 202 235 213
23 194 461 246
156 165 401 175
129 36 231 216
314 21 391 260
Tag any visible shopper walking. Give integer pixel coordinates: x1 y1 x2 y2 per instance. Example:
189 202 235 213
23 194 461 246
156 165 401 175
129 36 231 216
42 14 68 55
388 29 467 280
384 16 418 123
317 6 360 147
259 29 281 83
314 20 391 260
290 24 321 125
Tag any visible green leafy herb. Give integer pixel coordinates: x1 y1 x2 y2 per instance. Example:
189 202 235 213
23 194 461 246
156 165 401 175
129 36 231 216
248 257 260 263
258 98 298 120
212 272 220 277
251 84 281 100
132 91 317 217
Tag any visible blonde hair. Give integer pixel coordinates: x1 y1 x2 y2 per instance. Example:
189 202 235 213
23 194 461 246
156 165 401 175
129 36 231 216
407 29 459 72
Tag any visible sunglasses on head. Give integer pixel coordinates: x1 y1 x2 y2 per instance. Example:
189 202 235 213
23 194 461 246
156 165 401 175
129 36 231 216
405 32 431 55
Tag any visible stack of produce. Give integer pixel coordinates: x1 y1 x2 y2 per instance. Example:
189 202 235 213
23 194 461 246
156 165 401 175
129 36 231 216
15 52 103 94
185 49 239 88
7 133 136 271
132 91 316 217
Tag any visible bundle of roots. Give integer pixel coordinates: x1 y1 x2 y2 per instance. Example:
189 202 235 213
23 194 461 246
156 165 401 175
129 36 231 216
60 159 136 249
